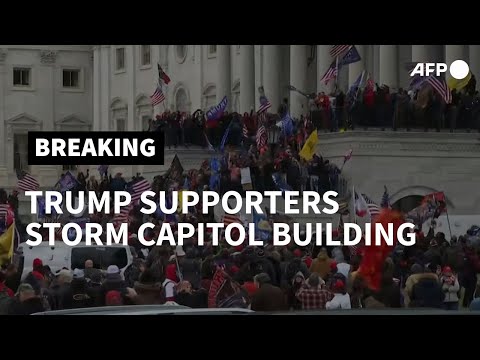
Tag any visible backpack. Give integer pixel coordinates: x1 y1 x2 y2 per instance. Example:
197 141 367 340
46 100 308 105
0 287 13 315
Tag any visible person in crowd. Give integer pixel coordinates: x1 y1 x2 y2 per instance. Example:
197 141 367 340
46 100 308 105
175 280 208 308
296 273 333 310
4 264 21 294
7 283 45 315
24 258 45 295
310 248 333 280
47 269 72 310
440 266 460 310
128 269 165 305
326 279 351 310
98 265 128 306
250 273 287 312
409 263 445 308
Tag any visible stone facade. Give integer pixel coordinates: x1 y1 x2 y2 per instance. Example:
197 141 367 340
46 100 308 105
318 131 480 215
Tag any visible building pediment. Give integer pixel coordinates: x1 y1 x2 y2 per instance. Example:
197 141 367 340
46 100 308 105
7 113 42 126
55 114 90 126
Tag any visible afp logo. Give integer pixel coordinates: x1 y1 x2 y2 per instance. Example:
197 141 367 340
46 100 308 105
410 60 470 80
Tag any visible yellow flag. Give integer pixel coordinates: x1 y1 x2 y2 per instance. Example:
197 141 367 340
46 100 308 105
299 130 318 161
177 190 183 213
0 223 15 265
448 72 472 91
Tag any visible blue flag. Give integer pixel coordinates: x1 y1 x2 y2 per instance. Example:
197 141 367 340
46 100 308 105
347 71 364 96
281 113 294 137
219 123 231 152
338 45 361 68
37 197 46 218
206 96 228 122
209 158 221 191
58 171 79 192
272 172 292 197
253 209 271 242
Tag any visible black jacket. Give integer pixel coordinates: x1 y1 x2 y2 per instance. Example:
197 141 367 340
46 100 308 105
8 297 45 315
410 277 445 308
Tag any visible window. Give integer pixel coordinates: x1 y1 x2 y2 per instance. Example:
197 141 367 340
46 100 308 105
13 67 31 87
176 45 187 63
13 134 29 172
71 246 128 271
208 45 217 56
116 47 125 71
116 119 126 131
141 45 151 66
142 115 151 131
63 69 80 88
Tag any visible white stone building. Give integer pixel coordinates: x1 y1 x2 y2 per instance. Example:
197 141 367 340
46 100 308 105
1 45 480 217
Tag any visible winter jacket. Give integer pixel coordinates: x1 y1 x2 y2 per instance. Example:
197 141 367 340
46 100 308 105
8 297 45 315
132 282 164 305
251 284 288 312
410 277 445 308
440 276 460 303
310 251 333 280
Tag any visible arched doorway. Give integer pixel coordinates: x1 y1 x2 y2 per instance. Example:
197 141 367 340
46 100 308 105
391 195 424 214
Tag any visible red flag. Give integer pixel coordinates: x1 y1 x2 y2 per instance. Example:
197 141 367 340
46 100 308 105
157 64 171 85
358 209 405 291
355 192 369 217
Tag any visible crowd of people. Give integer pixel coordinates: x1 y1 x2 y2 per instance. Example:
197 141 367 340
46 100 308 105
2 82 480 315
2 224 480 314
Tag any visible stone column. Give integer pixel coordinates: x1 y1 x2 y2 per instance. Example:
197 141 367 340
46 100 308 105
100 46 111 131
470 45 480 90
290 45 308 118
348 45 365 86
126 45 136 131
379 45 398 88
240 45 255 113
93 46 101 131
317 45 333 93
411 45 429 62
445 45 465 81
216 45 231 109
263 45 281 112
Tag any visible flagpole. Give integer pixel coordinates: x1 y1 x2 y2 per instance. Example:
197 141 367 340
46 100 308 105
443 193 453 240
351 184 357 224
334 56 339 92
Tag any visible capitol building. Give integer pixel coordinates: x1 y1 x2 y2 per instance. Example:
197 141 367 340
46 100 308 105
1 45 480 218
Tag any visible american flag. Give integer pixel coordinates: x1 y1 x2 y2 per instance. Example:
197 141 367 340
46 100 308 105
243 123 248 138
320 61 337 85
362 193 381 218
426 76 452 104
257 96 272 114
17 171 39 192
330 45 352 58
223 214 241 226
158 64 171 85
113 204 133 224
150 85 166 106
129 178 151 203
256 125 268 150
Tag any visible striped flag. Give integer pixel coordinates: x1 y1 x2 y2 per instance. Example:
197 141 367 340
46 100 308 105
256 125 268 150
426 76 452 104
17 171 39 192
330 45 352 58
361 193 381 218
150 85 166 106
243 123 248 138
113 204 133 224
128 179 151 203
320 60 337 85
257 96 272 114
157 64 171 85
223 214 241 226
